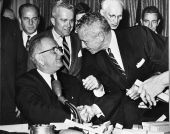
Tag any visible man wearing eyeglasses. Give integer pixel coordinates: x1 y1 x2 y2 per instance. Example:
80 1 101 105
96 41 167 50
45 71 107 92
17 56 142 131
16 35 93 125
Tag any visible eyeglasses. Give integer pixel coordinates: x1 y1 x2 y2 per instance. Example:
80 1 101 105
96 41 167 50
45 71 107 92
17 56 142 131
38 46 63 54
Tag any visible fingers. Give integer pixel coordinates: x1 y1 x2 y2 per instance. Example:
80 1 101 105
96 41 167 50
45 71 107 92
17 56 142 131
139 86 157 106
126 86 140 100
140 89 147 104
82 75 100 90
78 105 95 123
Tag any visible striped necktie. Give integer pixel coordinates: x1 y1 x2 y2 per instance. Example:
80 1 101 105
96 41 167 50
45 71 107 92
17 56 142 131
26 35 31 51
62 37 70 70
107 48 126 76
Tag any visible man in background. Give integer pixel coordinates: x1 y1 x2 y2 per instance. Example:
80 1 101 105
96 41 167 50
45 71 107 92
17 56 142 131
19 3 40 51
100 0 124 29
140 6 161 34
39 2 82 78
1 0 27 124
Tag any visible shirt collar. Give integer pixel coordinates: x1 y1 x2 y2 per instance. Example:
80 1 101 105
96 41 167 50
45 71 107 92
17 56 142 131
52 28 62 39
22 31 37 39
37 69 58 88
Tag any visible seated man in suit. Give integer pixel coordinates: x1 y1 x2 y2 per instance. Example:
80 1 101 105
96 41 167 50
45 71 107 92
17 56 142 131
76 12 168 128
16 35 95 125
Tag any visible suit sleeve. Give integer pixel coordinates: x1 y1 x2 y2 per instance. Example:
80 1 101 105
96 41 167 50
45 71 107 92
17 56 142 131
16 74 70 124
142 26 168 72
81 49 124 122
14 22 28 78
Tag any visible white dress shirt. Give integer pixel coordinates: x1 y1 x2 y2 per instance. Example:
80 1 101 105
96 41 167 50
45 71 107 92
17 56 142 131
109 30 125 71
52 28 72 67
37 69 57 89
22 31 37 48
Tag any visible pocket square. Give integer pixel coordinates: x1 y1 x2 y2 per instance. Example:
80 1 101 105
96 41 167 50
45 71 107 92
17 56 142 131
78 50 82 57
136 58 145 68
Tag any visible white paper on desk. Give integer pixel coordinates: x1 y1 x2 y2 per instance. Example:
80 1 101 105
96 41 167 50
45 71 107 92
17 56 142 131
0 124 29 133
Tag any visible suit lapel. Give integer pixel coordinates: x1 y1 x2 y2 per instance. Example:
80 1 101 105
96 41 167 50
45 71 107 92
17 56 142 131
95 50 128 89
114 30 136 79
33 69 52 92
69 33 81 74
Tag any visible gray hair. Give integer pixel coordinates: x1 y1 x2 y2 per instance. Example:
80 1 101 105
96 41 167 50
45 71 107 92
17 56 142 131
51 1 74 17
76 12 111 34
100 0 125 10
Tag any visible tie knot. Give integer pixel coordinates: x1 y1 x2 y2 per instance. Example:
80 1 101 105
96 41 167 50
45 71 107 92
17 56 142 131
62 36 66 42
50 74 55 82
107 48 111 53
107 48 114 58
27 35 31 40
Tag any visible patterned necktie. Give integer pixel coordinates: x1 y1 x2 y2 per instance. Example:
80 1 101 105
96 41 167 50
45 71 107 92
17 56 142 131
107 48 126 76
26 35 31 51
62 37 70 70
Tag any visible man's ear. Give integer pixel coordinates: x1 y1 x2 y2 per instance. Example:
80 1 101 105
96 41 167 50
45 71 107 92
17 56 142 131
100 9 104 16
140 19 143 25
98 31 105 42
50 17 55 26
157 19 160 25
19 18 21 24
35 54 44 66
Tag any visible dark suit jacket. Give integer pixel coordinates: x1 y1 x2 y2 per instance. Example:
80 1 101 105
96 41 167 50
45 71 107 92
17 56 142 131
32 30 82 78
1 17 28 124
81 26 168 126
16 69 94 124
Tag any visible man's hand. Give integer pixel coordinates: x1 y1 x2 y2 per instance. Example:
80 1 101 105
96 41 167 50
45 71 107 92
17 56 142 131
126 84 140 100
82 75 101 91
77 105 96 123
138 71 169 106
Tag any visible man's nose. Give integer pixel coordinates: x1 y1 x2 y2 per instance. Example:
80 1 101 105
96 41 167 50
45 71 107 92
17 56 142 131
148 22 153 28
29 19 33 25
114 17 119 24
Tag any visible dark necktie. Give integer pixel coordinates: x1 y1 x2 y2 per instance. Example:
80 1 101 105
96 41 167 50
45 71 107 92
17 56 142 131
26 35 31 51
50 74 55 83
62 37 70 70
107 48 126 76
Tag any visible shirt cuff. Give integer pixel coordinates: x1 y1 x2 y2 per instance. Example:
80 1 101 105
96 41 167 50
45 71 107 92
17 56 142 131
93 84 105 97
92 104 105 118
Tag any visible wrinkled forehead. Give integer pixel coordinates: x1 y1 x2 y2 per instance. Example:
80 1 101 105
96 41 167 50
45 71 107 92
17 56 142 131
106 4 123 16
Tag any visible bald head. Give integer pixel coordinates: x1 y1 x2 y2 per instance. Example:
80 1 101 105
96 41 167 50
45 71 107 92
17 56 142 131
100 0 124 29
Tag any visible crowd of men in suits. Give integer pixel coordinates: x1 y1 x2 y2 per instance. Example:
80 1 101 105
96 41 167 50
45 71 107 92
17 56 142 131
1 0 168 131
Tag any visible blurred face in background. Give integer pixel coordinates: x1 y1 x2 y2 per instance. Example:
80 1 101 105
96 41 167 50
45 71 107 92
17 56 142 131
19 7 39 35
51 7 74 37
141 13 160 33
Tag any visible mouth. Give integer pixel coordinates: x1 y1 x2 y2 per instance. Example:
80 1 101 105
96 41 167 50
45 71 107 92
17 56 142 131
111 24 118 28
